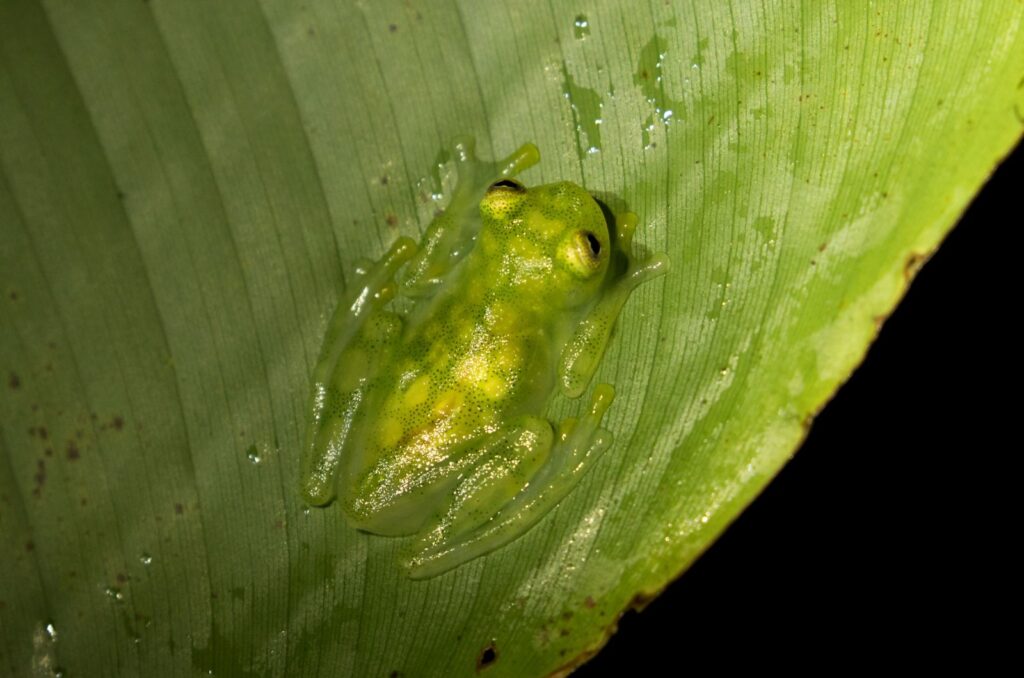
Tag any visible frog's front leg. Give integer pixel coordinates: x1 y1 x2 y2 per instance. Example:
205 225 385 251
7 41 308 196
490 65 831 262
560 212 669 397
301 238 417 505
404 386 615 579
401 138 540 297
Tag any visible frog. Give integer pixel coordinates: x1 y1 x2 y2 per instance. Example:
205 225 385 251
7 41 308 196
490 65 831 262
301 138 668 579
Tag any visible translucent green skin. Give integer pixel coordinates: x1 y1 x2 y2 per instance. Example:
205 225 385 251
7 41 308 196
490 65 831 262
301 139 667 578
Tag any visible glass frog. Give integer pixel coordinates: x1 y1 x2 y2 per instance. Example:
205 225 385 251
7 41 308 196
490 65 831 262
301 139 667 578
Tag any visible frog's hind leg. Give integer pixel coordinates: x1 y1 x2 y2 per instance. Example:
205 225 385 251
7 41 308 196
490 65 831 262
401 138 540 297
399 415 556 577
301 238 417 506
404 386 615 579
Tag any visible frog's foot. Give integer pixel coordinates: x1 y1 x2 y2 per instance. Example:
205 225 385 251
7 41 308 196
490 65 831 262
301 238 416 506
401 138 540 297
559 212 668 398
451 136 540 184
614 211 670 283
404 386 615 579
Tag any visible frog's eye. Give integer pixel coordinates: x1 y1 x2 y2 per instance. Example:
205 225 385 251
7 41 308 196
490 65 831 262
486 178 526 193
560 229 605 278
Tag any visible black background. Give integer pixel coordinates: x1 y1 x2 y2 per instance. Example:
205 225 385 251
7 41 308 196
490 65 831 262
577 140 1020 674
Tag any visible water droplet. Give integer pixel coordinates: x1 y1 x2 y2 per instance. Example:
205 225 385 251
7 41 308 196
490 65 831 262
139 552 153 566
641 114 656 150
104 586 124 602
573 15 590 40
634 35 685 137
44 621 58 641
245 444 261 465
562 65 604 159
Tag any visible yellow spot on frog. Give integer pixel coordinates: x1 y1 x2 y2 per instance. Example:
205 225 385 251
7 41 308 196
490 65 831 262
525 211 565 241
404 374 431 408
485 303 520 334
480 374 507 399
433 390 464 417
510 235 542 259
379 418 404 449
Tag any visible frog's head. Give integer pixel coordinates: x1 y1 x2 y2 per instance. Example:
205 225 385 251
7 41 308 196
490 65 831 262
479 179 611 308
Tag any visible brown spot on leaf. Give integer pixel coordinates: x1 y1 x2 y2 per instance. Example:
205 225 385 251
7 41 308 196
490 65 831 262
33 459 46 497
8 372 19 389
584 596 596 609
903 251 928 281
112 416 124 431
388 23 398 33
67 441 80 461
174 503 184 515
25 540 34 552
476 641 498 672
629 590 656 612
116 572 128 584
385 213 398 227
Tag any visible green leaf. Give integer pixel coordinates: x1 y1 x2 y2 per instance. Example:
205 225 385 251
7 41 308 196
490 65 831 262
1 1 1020 676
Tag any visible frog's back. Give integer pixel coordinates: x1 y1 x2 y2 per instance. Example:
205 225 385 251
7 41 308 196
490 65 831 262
342 293 554 531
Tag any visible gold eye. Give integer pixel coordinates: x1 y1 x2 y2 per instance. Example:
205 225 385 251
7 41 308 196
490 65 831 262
561 229 604 278
486 178 526 193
